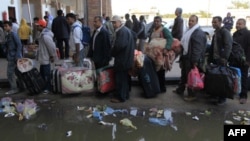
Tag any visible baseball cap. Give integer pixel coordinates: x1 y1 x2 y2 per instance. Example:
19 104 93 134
111 15 123 22
36 19 47 28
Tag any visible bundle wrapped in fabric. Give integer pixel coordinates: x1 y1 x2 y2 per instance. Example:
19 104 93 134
17 58 34 73
129 50 145 76
144 38 181 71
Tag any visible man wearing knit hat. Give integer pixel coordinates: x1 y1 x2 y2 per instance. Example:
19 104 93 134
110 15 134 103
36 19 57 94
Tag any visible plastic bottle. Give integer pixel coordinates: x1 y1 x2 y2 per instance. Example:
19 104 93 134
148 118 169 126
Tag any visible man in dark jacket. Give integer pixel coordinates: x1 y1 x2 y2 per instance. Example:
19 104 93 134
208 16 233 105
223 12 234 32
52 10 70 59
173 15 207 101
232 18 250 104
110 15 134 103
172 7 184 40
87 16 111 69
125 13 133 30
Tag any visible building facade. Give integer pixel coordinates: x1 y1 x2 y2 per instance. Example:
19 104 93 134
0 0 112 28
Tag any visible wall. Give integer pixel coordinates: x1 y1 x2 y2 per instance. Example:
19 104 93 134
0 0 22 23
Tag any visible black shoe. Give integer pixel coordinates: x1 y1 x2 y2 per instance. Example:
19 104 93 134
173 89 184 95
216 98 226 106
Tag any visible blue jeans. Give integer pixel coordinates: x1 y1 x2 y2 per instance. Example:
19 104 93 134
7 61 17 90
40 64 51 91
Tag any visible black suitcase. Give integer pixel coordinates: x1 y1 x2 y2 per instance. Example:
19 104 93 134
138 55 161 98
205 64 237 99
50 69 61 94
15 68 45 95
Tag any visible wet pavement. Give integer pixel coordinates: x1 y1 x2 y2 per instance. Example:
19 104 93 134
1 58 250 141
0 85 250 141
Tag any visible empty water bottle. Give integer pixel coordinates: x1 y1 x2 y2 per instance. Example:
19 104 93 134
148 117 169 126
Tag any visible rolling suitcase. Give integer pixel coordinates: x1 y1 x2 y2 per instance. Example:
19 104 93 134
60 59 95 94
50 69 61 94
138 55 161 98
96 65 115 93
15 68 45 95
229 66 241 95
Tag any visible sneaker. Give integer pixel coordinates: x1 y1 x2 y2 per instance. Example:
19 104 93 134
184 95 197 101
239 98 247 104
5 89 19 95
43 90 50 94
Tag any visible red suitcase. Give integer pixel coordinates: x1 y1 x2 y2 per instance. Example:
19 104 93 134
96 66 115 93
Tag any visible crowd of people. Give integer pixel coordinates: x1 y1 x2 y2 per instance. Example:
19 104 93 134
0 8 249 105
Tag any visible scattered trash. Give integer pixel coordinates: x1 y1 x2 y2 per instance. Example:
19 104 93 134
233 116 241 121
120 118 137 130
244 117 250 121
112 123 117 140
66 130 72 137
192 116 199 121
92 111 103 121
224 120 234 125
138 137 145 141
4 112 15 117
171 125 178 131
185 112 192 116
238 110 245 115
156 110 164 118
99 121 114 126
149 118 169 126
130 107 138 116
77 106 86 111
37 123 48 130
204 110 212 116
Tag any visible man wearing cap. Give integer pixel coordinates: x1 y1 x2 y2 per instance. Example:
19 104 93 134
36 19 57 94
110 15 134 103
66 13 84 67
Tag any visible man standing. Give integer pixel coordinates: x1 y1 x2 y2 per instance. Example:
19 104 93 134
137 15 147 52
66 13 84 67
172 7 184 40
110 15 134 103
36 19 57 94
32 17 40 44
52 10 70 59
232 18 250 104
124 13 133 30
223 12 234 32
3 21 22 95
87 16 111 69
173 15 207 101
208 16 233 105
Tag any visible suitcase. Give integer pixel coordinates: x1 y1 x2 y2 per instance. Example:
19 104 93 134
50 69 61 94
138 55 161 98
60 59 95 94
15 68 45 95
96 65 115 93
205 64 237 99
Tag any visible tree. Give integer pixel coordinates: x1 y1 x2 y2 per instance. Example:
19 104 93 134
228 0 250 9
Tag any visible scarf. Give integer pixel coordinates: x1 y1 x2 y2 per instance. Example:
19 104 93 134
181 24 200 55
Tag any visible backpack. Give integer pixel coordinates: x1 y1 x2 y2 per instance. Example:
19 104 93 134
228 41 246 67
73 25 91 45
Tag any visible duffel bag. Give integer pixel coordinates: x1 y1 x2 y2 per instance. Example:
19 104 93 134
204 64 237 99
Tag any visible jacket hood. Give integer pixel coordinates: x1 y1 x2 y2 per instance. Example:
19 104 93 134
40 28 54 38
20 18 27 26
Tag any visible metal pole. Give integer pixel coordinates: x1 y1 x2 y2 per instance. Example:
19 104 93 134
56 0 58 10
27 0 32 26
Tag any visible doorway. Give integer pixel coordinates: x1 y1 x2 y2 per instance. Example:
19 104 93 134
8 7 16 19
